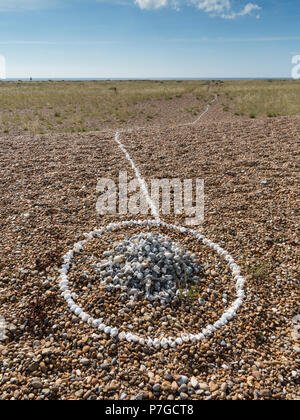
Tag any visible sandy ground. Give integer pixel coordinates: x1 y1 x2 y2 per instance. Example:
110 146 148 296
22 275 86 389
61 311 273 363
0 98 299 400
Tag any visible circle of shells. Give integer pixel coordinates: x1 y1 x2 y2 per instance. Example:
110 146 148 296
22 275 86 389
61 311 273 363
59 220 246 349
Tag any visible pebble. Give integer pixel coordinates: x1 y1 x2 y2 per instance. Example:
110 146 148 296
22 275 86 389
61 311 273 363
176 375 189 386
199 383 209 391
162 381 172 391
153 383 161 392
260 389 271 398
32 381 43 390
190 377 199 389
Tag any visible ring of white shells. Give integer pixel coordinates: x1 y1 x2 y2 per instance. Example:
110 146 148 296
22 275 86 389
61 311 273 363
59 220 246 350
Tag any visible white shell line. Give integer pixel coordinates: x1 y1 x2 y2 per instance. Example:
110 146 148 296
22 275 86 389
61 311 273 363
113 94 218 222
59 219 246 350
189 94 218 126
114 131 160 222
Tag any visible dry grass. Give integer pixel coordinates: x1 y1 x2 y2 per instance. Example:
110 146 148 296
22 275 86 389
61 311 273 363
0 79 300 135
217 79 300 118
0 80 211 135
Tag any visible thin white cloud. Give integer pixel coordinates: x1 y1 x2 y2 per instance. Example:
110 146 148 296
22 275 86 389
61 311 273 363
221 2 261 19
134 0 168 9
191 0 230 14
134 0 261 18
0 0 262 19
190 1 261 18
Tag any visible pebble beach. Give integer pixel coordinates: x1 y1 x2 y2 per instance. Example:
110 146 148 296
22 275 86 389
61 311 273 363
0 96 299 400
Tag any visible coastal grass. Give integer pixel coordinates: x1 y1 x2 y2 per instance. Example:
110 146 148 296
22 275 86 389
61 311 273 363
217 79 300 118
0 79 300 135
0 80 212 134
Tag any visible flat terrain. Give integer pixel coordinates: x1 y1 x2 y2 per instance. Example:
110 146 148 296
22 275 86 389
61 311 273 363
1 79 300 135
0 81 299 400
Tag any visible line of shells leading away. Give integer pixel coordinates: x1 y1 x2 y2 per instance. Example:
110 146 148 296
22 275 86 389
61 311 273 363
58 220 246 350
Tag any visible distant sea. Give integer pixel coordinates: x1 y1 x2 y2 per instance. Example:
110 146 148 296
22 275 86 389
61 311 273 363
2 77 293 82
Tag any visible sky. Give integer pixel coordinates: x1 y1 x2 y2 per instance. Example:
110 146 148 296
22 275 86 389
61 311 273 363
0 0 299 78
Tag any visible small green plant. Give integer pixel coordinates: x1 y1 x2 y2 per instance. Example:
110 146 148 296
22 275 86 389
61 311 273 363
177 263 200 304
178 281 199 304
186 285 198 301
256 332 265 341
249 113 256 119
246 262 268 280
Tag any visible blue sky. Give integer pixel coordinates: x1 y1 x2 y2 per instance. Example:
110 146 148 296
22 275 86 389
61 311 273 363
0 0 299 78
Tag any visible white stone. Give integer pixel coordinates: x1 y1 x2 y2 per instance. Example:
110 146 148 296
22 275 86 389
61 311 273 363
175 337 183 346
111 327 118 337
191 377 199 389
104 326 112 334
75 308 82 316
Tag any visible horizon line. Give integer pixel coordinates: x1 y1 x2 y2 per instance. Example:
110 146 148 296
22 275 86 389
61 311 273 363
1 77 295 81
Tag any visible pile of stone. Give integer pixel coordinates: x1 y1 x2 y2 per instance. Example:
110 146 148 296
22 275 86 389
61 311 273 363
93 233 202 305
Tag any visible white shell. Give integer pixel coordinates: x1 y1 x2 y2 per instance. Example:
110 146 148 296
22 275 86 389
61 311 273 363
111 327 119 337
75 308 82 316
118 331 126 340
104 326 112 334
175 337 183 346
